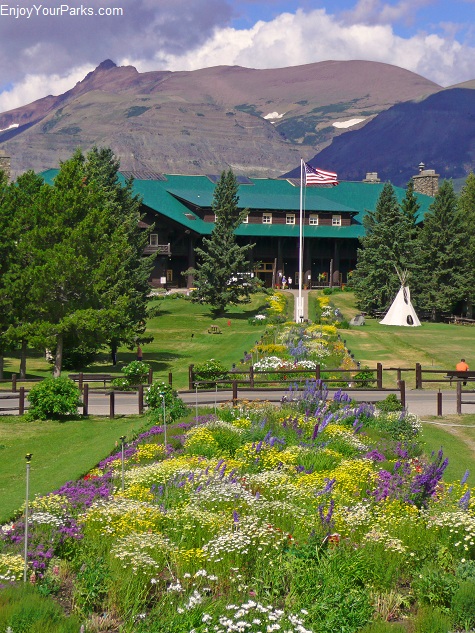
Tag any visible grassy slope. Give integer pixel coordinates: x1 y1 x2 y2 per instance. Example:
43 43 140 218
421 417 475 486
1 293 276 391
326 290 475 387
1 290 474 521
0 416 149 523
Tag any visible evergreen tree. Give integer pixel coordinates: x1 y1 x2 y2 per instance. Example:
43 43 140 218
83 147 154 364
414 180 465 320
0 171 47 377
1 148 154 376
0 169 12 378
188 170 257 316
457 172 475 317
353 182 418 313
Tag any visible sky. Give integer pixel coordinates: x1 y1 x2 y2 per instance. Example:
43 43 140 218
1 0 475 113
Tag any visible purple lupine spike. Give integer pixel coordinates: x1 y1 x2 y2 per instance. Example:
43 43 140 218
255 441 263 453
459 489 471 510
312 422 320 441
461 469 470 485
233 510 240 523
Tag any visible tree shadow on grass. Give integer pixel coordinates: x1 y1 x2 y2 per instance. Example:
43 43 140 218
91 351 183 374
221 302 269 320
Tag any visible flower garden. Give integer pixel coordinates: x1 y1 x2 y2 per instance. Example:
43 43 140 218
0 294 475 632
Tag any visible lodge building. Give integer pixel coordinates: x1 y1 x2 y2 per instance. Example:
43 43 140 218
1 150 438 289
123 165 437 289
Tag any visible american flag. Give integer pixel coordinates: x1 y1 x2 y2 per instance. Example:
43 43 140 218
304 162 339 186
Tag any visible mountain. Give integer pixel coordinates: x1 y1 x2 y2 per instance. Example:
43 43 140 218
286 87 475 186
0 59 440 178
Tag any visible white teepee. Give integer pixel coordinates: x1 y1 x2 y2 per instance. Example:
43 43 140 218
380 270 421 327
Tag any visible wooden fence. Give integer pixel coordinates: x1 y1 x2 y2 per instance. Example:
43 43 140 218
188 362 465 391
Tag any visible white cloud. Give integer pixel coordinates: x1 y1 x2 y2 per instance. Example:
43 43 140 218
132 7 475 86
2 4 475 112
0 65 91 112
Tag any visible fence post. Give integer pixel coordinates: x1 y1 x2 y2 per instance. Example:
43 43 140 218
437 390 443 417
398 380 406 410
232 380 238 407
109 391 115 419
396 368 402 383
316 364 321 381
78 372 84 392
415 363 422 389
168 372 173 388
83 384 89 416
250 365 254 388
376 363 383 389
456 380 462 415
148 367 153 385
189 364 194 390
138 384 144 415
19 387 25 415
12 374 17 393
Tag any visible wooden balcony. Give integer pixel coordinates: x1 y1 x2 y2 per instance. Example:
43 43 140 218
144 243 171 255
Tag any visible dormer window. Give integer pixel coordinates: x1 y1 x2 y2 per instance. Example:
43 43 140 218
309 214 319 226
263 213 272 224
332 215 342 226
286 213 295 225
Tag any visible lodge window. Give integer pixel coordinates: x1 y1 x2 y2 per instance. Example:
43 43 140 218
166 269 173 283
242 215 249 224
332 215 342 226
309 214 319 226
262 213 272 224
149 233 159 246
286 213 295 225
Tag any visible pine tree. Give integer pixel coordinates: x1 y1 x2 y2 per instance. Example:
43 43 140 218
414 180 465 320
189 170 257 316
353 182 417 313
457 172 475 317
1 148 154 376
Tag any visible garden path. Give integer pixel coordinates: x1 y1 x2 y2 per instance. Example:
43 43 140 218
288 289 309 321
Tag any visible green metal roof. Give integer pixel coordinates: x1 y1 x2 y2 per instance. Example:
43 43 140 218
166 177 358 214
39 170 433 237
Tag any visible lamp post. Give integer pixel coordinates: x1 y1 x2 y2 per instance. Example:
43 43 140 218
119 436 126 492
23 453 32 582
161 393 167 447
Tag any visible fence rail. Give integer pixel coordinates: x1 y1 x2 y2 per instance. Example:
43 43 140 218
0 385 147 418
188 363 465 391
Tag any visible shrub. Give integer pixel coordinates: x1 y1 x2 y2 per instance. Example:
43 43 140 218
26 377 81 421
145 381 188 423
193 359 228 387
112 360 150 390
377 393 403 413
354 366 376 388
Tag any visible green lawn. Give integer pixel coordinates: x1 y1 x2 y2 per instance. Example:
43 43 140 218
420 415 475 487
0 415 148 523
326 290 475 388
1 292 276 391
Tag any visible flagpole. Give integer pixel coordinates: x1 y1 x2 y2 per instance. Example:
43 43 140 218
297 159 304 323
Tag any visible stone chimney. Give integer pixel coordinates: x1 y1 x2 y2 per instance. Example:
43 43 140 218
363 172 380 183
0 149 11 182
413 162 439 197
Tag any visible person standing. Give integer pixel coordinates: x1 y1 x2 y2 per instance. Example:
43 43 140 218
456 358 469 385
282 275 287 289
288 276 292 289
